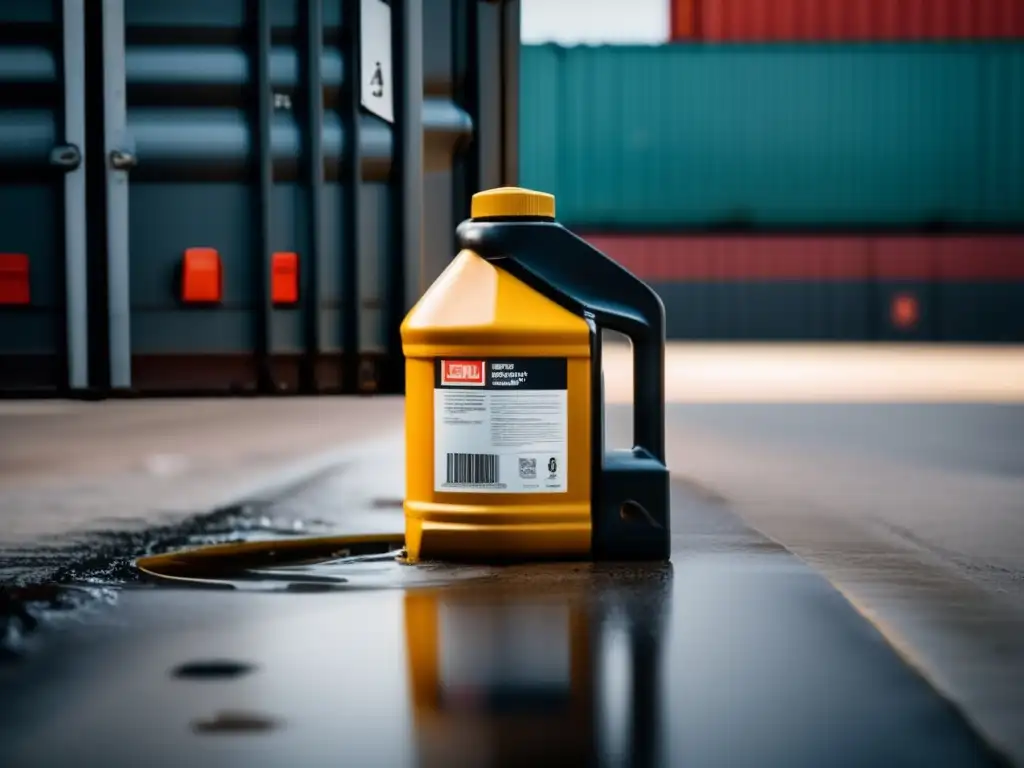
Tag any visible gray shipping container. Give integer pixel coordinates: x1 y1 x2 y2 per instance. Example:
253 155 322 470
0 0 520 396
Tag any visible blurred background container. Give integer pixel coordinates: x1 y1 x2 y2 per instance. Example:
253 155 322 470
520 0 1024 342
520 44 1024 230
582 234 1024 341
0 0 520 396
671 0 1024 43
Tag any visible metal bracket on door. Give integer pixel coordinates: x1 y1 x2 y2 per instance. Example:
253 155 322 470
109 149 138 171
49 144 82 172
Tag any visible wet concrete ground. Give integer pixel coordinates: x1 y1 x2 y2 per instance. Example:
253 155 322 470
644 404 1024 762
2 345 1023 765
0 479 1006 767
0 398 404 583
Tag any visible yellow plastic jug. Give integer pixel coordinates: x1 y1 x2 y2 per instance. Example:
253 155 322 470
400 187 669 562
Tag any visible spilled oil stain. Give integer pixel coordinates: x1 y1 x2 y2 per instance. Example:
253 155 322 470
191 710 282 735
0 503 333 660
1 504 336 588
172 660 258 680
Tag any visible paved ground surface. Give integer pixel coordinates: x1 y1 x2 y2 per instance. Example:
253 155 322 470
650 404 1024 764
0 398 404 550
2 344 1024 764
0 477 1005 767
600 343 1024 761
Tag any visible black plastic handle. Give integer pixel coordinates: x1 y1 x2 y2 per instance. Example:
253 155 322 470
457 219 666 463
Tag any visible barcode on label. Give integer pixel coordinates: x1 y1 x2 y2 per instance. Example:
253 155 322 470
446 453 499 485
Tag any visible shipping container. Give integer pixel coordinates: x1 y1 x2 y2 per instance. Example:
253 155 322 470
672 0 1024 43
520 44 1024 230
0 1 83 392
582 233 1024 341
669 0 697 41
0 0 521 396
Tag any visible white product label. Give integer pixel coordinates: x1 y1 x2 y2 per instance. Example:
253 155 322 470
434 358 568 494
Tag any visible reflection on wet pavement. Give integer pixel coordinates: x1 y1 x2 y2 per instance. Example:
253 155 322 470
406 573 670 767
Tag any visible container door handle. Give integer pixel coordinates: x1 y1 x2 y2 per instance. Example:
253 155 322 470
49 144 82 172
109 149 138 171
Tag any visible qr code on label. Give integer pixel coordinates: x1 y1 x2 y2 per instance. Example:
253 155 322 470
518 458 537 479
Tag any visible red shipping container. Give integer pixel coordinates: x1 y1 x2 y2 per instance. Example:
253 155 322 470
581 234 1024 282
670 0 697 40
976 0 1024 39
580 233 1024 340
671 0 1024 42
671 0 696 39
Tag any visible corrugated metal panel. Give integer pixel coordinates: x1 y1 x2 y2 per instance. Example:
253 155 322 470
981 45 1024 221
121 0 383 394
517 44 561 218
977 0 1024 39
669 0 696 40
0 2 83 392
0 0 520 396
585 234 871 280
680 0 1024 43
580 233 1024 341
122 0 517 395
584 233 1024 281
521 44 1024 229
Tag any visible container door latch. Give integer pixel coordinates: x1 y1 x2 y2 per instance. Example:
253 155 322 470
109 149 138 171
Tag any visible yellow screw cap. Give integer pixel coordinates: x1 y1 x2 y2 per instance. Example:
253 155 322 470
471 187 555 219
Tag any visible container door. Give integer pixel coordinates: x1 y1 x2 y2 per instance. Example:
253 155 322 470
421 0 519 296
0 0 519 396
119 0 290 393
0 0 88 393
354 0 398 393
116 0 412 395
356 0 521 395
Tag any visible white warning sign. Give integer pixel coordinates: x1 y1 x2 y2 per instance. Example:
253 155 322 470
434 358 568 494
359 0 394 123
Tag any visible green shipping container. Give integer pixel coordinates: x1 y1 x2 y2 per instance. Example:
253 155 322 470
520 44 1024 229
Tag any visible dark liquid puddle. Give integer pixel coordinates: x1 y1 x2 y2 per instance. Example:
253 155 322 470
0 502 333 660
